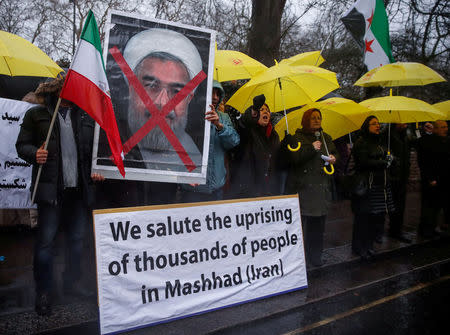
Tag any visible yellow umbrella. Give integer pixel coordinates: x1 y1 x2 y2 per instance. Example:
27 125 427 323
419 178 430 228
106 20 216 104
214 49 267 82
361 95 446 154
433 100 450 120
275 98 369 140
279 51 325 67
354 62 446 87
0 30 63 77
227 63 339 117
360 95 446 123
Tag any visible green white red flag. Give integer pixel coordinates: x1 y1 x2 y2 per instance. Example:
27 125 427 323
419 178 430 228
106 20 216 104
341 0 395 70
60 10 125 177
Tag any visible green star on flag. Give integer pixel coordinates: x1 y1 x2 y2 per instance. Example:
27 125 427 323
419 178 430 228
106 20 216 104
341 0 395 70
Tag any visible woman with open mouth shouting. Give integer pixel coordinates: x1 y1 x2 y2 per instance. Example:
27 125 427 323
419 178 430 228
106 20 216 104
230 94 281 199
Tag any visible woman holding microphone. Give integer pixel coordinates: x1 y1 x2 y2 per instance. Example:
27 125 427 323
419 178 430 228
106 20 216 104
285 108 338 267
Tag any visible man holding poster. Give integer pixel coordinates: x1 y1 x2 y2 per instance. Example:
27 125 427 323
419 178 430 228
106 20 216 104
92 12 215 185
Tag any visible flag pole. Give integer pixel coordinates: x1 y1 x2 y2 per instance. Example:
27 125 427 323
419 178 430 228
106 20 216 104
31 97 62 203
315 19 341 66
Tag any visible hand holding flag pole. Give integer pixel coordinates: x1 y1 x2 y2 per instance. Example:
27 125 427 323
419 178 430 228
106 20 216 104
31 98 62 203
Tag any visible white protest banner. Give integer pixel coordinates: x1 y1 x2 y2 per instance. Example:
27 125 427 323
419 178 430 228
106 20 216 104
93 194 307 334
0 98 35 208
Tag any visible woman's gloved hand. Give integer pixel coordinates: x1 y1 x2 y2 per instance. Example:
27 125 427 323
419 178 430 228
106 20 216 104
284 134 297 146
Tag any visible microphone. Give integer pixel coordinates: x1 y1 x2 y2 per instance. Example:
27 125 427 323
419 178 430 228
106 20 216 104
314 131 322 154
314 131 321 141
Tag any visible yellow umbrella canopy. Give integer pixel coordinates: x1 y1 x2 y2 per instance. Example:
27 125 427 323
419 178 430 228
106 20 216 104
275 98 369 140
433 100 450 120
214 50 267 82
0 30 63 77
354 62 446 87
279 51 325 67
227 63 339 115
360 96 446 123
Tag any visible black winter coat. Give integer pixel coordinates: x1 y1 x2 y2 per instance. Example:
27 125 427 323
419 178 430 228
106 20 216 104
285 129 337 216
351 133 393 214
230 108 280 198
16 104 96 206
388 128 411 184
417 134 450 186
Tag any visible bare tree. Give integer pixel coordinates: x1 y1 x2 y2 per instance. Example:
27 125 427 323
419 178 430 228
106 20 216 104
247 0 287 66
1 0 447 102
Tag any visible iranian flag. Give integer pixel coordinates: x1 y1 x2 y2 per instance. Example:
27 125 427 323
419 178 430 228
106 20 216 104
341 0 395 70
60 10 125 177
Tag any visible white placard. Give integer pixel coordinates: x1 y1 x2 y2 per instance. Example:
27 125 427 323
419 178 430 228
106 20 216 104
0 98 35 208
93 194 307 334
92 11 216 185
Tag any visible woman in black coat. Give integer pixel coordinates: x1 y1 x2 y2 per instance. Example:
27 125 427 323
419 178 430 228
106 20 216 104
230 94 280 198
351 116 395 260
285 108 337 267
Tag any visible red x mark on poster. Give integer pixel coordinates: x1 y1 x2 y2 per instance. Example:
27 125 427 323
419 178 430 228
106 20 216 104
109 46 207 172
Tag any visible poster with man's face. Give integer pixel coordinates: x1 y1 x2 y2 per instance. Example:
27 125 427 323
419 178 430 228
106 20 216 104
92 11 215 184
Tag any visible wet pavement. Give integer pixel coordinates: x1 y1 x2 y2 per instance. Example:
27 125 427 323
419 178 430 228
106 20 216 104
0 191 449 334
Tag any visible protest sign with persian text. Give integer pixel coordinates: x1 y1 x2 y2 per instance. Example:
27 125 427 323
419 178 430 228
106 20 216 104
0 98 35 208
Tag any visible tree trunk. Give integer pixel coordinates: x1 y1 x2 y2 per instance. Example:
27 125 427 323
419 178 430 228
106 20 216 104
248 0 286 67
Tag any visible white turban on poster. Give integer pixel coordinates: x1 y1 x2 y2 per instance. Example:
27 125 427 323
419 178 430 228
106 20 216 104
123 28 203 80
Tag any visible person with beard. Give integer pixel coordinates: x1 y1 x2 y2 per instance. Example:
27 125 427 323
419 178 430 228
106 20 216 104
417 120 449 237
122 28 203 172
180 80 240 202
15 77 104 316
351 116 395 261
95 28 206 207
230 94 280 198
284 108 337 267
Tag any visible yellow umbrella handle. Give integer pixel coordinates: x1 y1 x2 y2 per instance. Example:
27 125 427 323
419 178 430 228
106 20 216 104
288 142 301 152
323 164 334 175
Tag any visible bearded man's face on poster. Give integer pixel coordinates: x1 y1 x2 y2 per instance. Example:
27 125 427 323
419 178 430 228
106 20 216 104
128 55 193 151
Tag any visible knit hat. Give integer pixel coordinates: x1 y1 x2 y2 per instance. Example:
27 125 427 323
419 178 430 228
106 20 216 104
252 94 265 111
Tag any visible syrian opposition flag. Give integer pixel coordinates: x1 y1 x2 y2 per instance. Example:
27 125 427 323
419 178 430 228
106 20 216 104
60 10 125 177
341 0 395 70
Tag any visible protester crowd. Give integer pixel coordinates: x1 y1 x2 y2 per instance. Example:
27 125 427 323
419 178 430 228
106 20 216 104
11 72 449 317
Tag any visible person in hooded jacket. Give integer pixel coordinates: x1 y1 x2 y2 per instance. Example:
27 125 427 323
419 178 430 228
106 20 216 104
230 94 280 198
351 116 395 261
284 108 337 267
181 80 240 202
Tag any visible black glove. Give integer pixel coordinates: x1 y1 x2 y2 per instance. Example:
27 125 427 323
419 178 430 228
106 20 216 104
284 134 297 147
253 94 265 111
